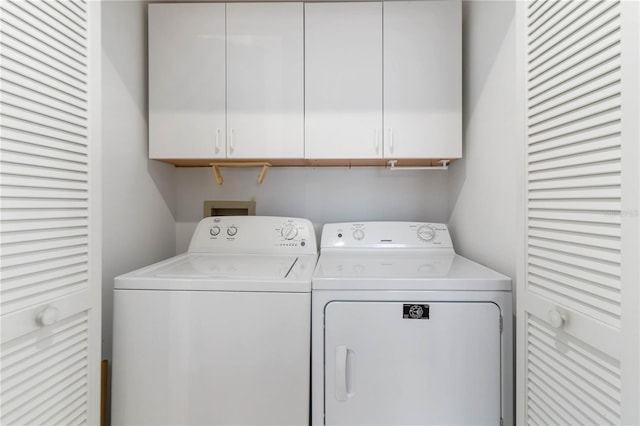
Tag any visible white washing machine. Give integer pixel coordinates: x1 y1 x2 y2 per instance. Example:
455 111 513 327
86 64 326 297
111 216 317 426
311 222 512 426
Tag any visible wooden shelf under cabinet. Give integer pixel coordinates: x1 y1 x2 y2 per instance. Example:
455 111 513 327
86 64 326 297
155 158 458 168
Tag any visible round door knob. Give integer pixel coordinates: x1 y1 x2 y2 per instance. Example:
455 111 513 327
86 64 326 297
227 226 238 236
210 226 221 236
353 229 365 240
36 306 59 327
547 309 566 329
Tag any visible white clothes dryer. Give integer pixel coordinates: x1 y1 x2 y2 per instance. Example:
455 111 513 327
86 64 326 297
311 222 512 426
111 216 317 426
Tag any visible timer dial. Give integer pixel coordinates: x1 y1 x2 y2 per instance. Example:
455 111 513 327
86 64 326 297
281 224 298 240
353 229 365 240
417 225 436 241
227 226 238 237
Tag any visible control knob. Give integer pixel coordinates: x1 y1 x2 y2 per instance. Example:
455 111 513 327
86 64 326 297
227 226 238 237
353 229 365 240
417 225 436 241
210 225 221 236
281 224 298 240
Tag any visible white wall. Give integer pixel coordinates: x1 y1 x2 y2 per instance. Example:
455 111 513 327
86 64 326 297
448 1 519 280
175 167 450 252
101 0 177 362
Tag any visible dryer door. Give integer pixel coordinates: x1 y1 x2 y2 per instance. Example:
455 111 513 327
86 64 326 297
324 301 501 425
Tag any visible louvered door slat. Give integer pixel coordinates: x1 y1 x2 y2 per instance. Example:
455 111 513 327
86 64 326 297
528 0 568 38
1 1 87 67
1 174 88 192
0 63 86 110
529 236 619 263
528 0 549 21
0 311 91 424
0 39 86 98
528 44 620 102
67 0 86 14
33 0 87 40
521 0 634 422
0 208 87 221
2 140 88 164
2 91 87 129
529 135 620 163
529 67 620 116
527 262 620 302
528 0 588 56
528 83 620 128
1 163 87 183
528 208 621 225
0 104 87 138
528 109 620 145
1 273 88 314
528 160 620 182
528 148 621 172
527 318 620 424
0 17 87 82
528 173 620 191
0 0 98 422
1 127 88 154
1 243 87 269
1 151 88 173
528 95 620 137
529 1 616 70
2 79 87 122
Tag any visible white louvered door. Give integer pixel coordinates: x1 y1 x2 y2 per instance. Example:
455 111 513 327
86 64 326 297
0 0 101 424
517 0 639 424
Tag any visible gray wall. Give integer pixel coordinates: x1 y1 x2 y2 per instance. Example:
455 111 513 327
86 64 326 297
449 0 519 280
101 0 176 362
175 167 450 252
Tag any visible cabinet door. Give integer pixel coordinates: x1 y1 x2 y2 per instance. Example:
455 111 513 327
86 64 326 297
324 301 501 425
305 3 383 159
148 4 225 159
227 3 304 159
383 1 461 159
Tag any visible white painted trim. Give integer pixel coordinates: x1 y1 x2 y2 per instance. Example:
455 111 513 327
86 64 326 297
620 1 640 423
87 1 103 424
514 1 528 424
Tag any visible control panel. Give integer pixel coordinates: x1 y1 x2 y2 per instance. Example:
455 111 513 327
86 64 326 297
320 222 454 250
188 216 317 254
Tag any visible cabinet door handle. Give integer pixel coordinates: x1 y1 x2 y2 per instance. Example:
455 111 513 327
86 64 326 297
229 128 235 155
215 128 221 154
374 129 380 155
335 345 348 401
388 127 394 154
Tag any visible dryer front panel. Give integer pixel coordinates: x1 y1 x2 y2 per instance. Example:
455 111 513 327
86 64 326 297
323 301 501 425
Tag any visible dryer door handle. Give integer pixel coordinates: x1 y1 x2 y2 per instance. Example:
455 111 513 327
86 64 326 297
335 345 349 401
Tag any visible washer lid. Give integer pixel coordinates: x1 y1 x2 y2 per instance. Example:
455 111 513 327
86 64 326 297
115 253 317 292
312 253 511 291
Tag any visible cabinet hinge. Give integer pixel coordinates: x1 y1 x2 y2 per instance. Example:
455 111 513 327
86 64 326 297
499 316 503 334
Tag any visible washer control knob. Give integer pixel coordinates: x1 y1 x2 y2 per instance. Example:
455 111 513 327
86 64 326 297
210 225 221 236
353 229 365 240
417 225 436 241
281 224 298 240
227 226 238 237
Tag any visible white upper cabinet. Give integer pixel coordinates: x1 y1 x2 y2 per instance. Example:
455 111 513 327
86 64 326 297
148 4 226 159
383 1 462 159
148 1 461 163
305 2 383 159
226 3 304 159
